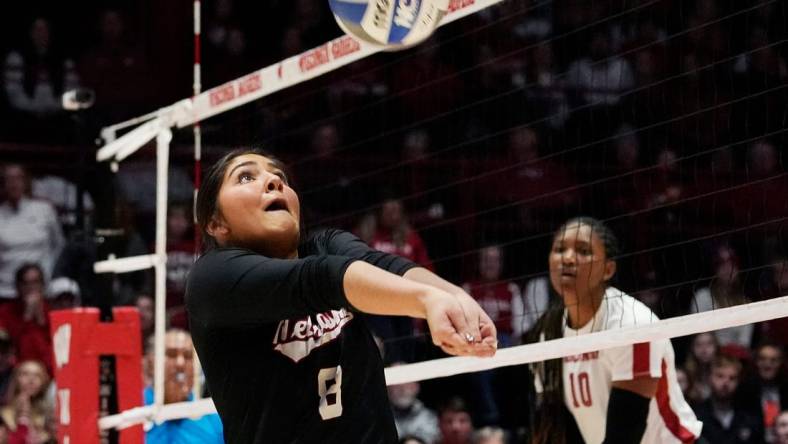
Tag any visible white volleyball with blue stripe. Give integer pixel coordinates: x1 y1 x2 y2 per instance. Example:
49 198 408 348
329 0 449 49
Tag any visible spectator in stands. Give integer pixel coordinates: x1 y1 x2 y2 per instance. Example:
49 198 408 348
371 198 433 270
0 164 64 299
471 426 508 444
733 25 788 85
390 40 464 122
437 397 474 444
759 256 788 347
739 342 788 442
203 0 250 86
280 26 304 58
735 140 788 227
2 17 78 140
696 354 763 444
353 212 377 245
0 328 15 402
519 274 550 341
491 127 575 232
399 436 427 444
520 42 570 129
691 244 753 350
463 245 521 346
205 0 240 56
387 363 440 444
135 294 154 347
45 276 81 310
566 29 634 106
31 173 94 231
0 360 55 444
144 329 223 443
77 9 153 123
103 200 152 306
369 198 434 362
0 264 53 374
777 411 788 444
676 367 695 402
684 332 719 404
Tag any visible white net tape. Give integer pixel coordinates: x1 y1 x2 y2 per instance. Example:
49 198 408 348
99 294 788 430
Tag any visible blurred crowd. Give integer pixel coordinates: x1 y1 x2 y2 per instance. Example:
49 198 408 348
0 0 787 442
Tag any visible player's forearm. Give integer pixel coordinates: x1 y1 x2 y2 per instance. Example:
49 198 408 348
402 266 464 297
343 261 443 318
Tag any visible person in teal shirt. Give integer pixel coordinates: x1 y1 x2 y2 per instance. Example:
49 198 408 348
144 329 223 444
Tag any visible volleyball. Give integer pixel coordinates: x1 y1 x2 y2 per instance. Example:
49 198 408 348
328 0 449 49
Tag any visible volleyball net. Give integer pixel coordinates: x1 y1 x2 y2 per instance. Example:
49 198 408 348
87 0 787 436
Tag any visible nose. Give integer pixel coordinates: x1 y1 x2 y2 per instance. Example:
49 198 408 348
562 249 576 265
265 173 284 193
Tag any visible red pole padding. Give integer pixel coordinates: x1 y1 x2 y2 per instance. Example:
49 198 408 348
50 307 144 444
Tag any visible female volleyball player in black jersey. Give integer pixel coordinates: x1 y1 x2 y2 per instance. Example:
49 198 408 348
186 149 497 444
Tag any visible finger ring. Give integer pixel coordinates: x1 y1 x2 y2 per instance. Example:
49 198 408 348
464 332 475 343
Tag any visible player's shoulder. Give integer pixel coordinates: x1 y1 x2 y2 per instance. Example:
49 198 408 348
601 286 660 328
300 228 362 254
188 248 260 290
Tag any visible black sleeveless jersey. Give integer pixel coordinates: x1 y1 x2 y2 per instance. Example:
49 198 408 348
186 229 417 444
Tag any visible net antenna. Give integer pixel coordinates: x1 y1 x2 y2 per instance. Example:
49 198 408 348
94 0 506 430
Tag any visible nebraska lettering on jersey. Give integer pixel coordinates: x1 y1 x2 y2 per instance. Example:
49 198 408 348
272 309 354 363
563 351 599 362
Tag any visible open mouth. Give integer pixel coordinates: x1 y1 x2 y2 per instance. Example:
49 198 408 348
264 198 289 213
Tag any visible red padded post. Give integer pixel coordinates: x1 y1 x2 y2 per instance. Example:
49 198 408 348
50 307 143 444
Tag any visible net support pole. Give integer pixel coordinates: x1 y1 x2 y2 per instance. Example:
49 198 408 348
192 0 204 400
153 129 172 410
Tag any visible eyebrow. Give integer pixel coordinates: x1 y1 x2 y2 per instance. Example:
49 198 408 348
227 160 257 179
554 239 592 247
227 159 285 180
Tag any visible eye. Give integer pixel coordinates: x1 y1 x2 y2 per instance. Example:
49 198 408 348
238 172 255 184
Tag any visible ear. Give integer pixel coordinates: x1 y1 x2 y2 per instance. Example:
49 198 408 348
206 214 229 242
604 259 617 282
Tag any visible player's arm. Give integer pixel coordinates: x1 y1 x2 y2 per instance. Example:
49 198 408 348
343 261 494 357
318 229 419 275
602 378 657 443
603 336 661 444
319 229 498 345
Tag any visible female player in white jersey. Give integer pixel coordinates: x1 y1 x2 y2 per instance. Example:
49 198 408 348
529 217 702 444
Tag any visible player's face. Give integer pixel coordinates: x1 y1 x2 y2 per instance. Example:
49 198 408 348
210 154 301 258
549 223 615 304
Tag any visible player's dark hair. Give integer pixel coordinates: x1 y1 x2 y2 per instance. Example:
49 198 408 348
526 217 619 444
195 148 289 251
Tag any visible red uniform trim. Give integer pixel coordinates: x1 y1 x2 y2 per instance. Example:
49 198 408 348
656 360 697 443
633 342 650 377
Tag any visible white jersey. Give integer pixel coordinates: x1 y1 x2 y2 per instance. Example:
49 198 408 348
560 287 702 444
